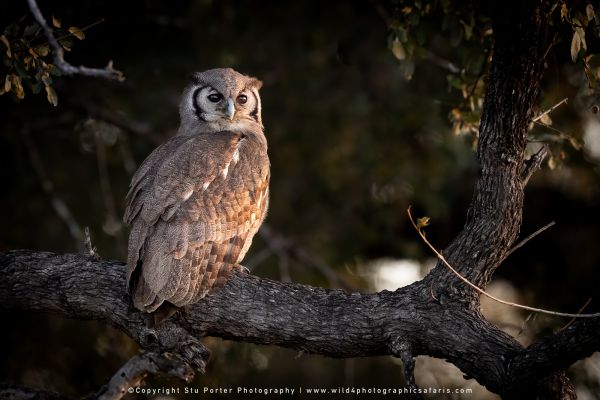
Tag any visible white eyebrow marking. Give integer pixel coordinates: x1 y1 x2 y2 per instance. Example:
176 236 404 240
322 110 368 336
202 181 210 190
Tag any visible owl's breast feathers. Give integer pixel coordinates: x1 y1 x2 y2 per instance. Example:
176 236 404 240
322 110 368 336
124 130 269 312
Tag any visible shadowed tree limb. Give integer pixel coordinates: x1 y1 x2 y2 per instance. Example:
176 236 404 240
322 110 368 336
94 352 195 400
0 250 598 398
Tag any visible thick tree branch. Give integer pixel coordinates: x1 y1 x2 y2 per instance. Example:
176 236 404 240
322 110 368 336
0 384 72 400
0 250 598 398
422 0 551 290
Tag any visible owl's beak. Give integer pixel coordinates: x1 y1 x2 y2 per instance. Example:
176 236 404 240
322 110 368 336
225 98 236 120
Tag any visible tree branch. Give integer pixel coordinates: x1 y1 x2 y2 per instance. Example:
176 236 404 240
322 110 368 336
95 352 195 400
0 250 598 398
0 384 73 400
26 0 125 81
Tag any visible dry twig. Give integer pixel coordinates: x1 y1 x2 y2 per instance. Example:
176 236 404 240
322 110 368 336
408 207 600 318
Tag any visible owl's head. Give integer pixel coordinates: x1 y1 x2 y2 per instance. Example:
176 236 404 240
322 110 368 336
179 68 263 135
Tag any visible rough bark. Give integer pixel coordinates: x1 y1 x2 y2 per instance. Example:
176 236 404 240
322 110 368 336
1 249 598 399
1 1 598 399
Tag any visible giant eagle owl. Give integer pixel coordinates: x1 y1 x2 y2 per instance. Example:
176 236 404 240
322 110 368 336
124 68 269 316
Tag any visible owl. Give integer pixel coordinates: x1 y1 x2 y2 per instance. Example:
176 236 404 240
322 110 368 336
124 68 269 316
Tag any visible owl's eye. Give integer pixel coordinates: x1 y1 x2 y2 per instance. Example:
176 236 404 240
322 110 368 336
237 94 248 105
207 93 222 103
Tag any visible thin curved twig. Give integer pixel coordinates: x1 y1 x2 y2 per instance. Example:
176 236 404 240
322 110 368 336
408 207 600 318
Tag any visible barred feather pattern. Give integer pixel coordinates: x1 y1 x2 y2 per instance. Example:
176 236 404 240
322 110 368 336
124 129 269 313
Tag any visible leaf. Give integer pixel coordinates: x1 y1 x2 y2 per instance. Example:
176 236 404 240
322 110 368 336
571 30 581 62
577 27 587 51
0 35 11 58
447 74 463 89
4 75 11 93
41 72 52 86
539 113 552 125
547 154 557 170
47 64 63 76
68 27 85 40
4 23 18 37
462 21 473 40
391 37 406 60
13 60 28 80
399 60 415 80
33 44 50 57
45 85 58 106
568 136 583 150
59 38 74 51
11 75 24 99
23 23 40 37
561 3 568 21
52 15 62 28
417 216 430 229
587 4 595 21
30 81 43 94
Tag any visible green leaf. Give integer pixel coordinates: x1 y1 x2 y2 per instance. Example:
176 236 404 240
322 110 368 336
13 60 28 79
59 37 74 51
41 73 52 86
462 21 473 41
447 74 463 89
68 27 85 40
3 23 18 37
30 81 43 94
47 64 63 76
33 44 50 57
23 23 40 37
396 27 408 43
45 85 58 106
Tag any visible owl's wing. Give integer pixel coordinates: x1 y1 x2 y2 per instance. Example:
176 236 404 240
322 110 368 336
125 131 268 312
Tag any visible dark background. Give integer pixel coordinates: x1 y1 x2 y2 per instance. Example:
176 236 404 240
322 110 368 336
1 1 599 398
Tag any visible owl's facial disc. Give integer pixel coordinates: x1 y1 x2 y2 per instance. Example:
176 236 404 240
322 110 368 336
188 82 261 131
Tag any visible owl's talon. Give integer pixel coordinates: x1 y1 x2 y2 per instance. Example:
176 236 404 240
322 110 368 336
236 265 250 274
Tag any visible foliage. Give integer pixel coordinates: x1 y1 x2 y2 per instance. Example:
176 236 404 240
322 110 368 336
383 1 600 168
0 14 86 106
